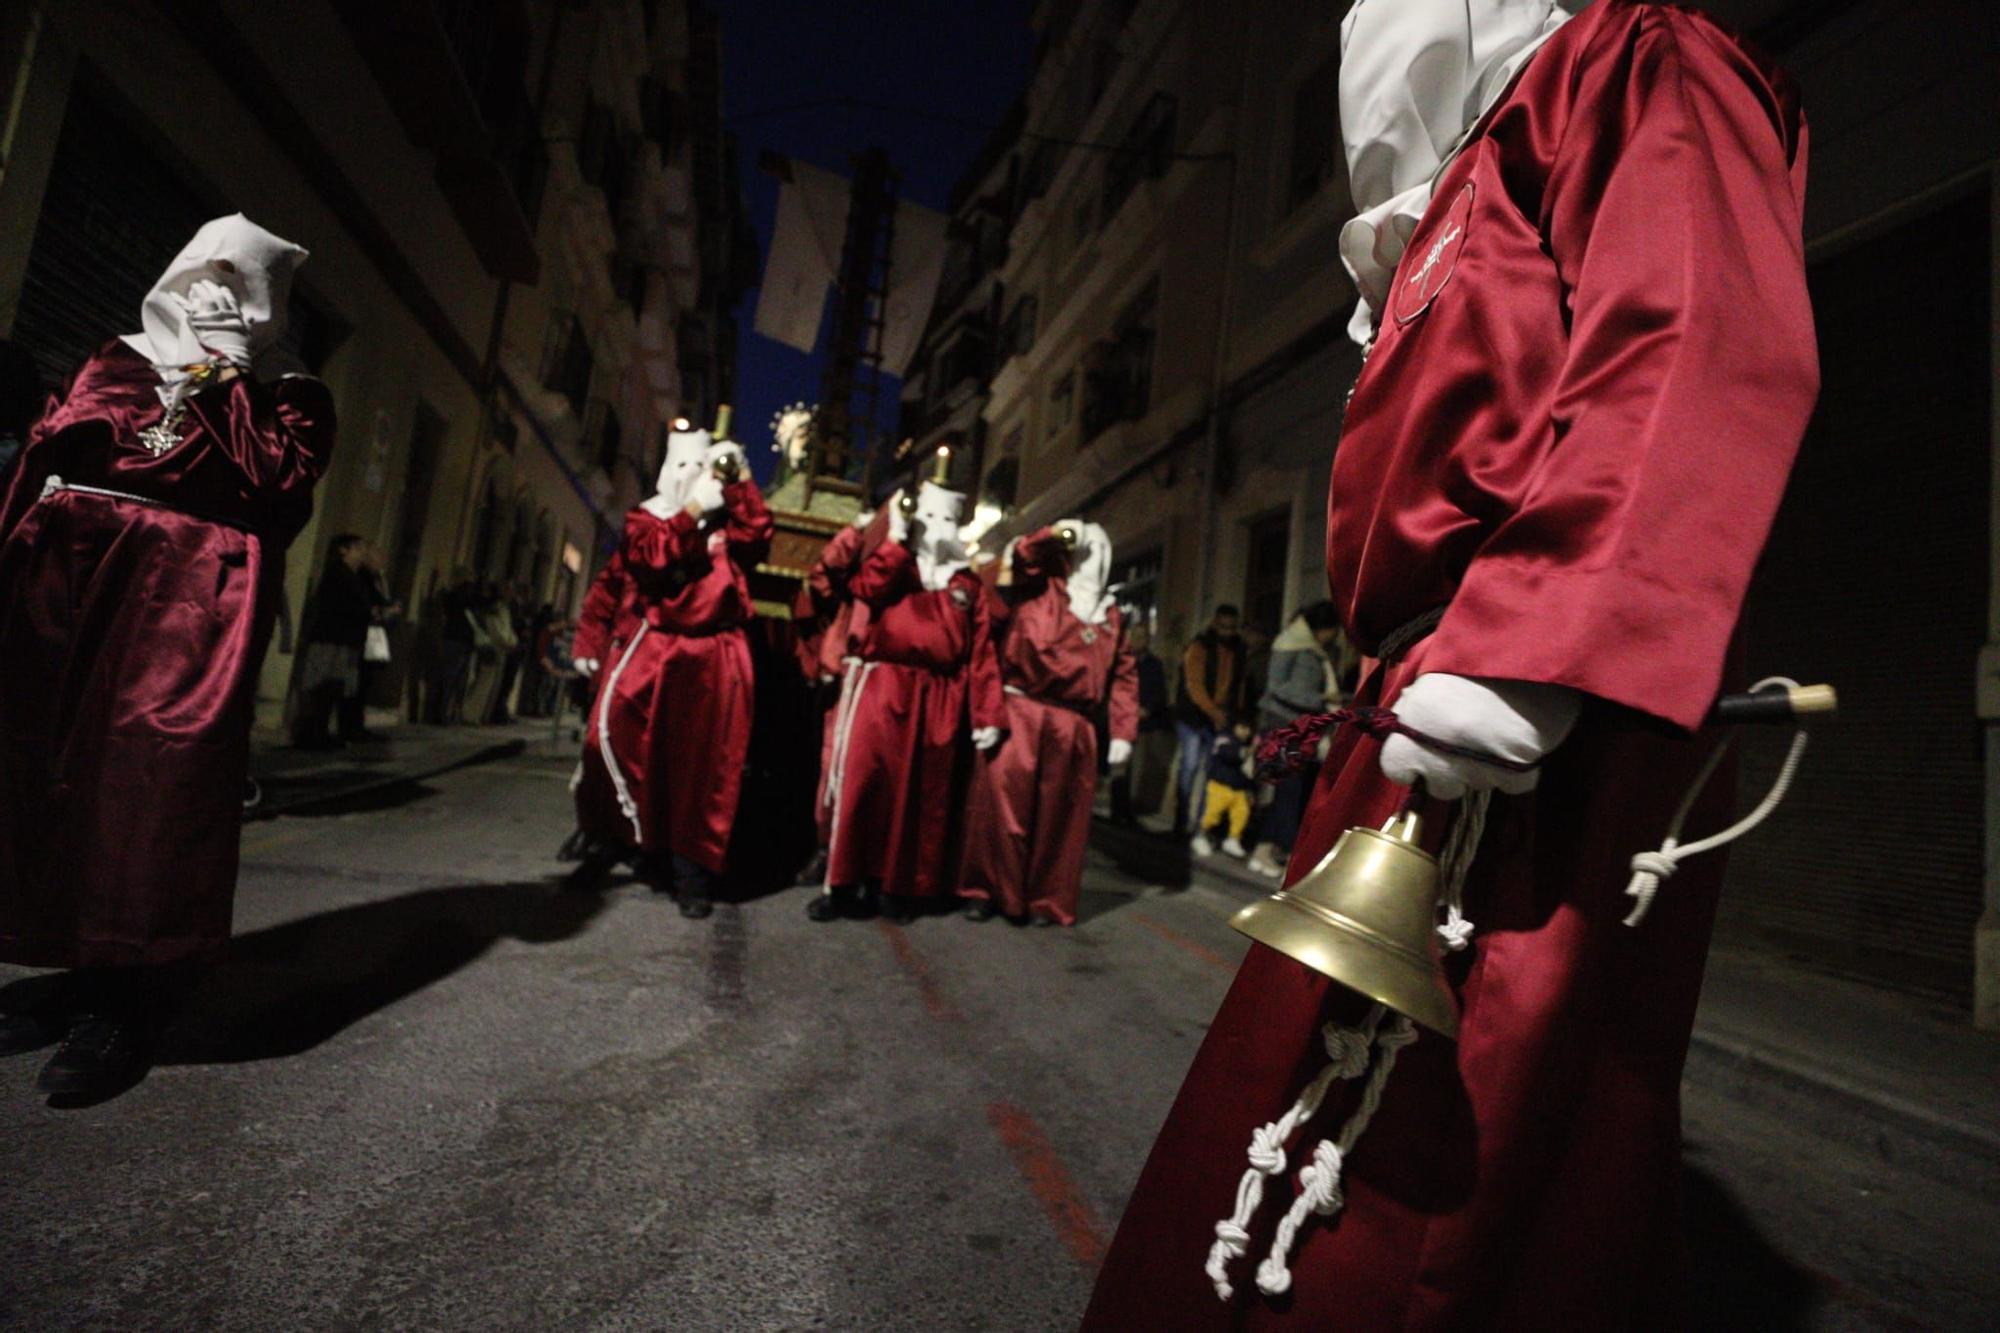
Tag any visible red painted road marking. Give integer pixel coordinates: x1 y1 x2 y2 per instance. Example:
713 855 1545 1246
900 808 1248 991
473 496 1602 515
875 919 964 1022
875 924 1112 1268
986 1101 1110 1269
1129 910 1239 974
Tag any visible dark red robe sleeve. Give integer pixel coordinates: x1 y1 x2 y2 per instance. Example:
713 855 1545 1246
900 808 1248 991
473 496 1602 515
572 553 626 664
624 507 706 574
849 538 919 608
183 372 337 501
962 571 1007 734
1421 10 1819 731
1107 611 1141 743
721 479 774 567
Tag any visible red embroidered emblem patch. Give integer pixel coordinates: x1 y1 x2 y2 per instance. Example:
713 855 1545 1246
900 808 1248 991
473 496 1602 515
1394 181 1474 327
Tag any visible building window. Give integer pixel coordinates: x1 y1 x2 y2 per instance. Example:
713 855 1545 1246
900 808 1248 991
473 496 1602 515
1002 294 1039 360
1110 545 1163 634
1287 55 1342 215
1102 92 1177 222
542 316 593 415
983 455 1020 509
1047 371 1074 438
1081 280 1157 442
596 403 624 477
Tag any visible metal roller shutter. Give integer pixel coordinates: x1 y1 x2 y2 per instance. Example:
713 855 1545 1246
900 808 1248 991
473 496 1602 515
1719 194 1991 999
13 70 333 392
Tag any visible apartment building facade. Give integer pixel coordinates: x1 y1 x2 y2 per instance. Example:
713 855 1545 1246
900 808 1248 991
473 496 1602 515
0 0 752 717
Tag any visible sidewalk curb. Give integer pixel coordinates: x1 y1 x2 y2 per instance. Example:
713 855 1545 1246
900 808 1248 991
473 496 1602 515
1682 1026 2000 1198
1089 820 2000 1199
245 738 528 822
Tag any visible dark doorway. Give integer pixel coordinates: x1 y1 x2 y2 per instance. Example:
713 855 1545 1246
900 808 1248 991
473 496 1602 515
1241 509 1290 636
1721 193 1991 999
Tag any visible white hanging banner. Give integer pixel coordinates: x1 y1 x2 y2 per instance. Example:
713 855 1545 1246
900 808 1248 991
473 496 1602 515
879 197 948 377
753 157 852 354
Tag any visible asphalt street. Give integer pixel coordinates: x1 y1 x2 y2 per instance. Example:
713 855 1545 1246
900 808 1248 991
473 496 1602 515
1 748 1993 1330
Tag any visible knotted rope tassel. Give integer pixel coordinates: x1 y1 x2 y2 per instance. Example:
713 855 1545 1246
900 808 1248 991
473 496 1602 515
1434 788 1490 953
1254 1014 1418 1297
1624 676 1810 927
1205 1007 1385 1301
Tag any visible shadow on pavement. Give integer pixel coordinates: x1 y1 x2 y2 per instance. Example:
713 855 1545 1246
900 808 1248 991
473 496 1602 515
1682 1160 1823 1330
156 880 607 1065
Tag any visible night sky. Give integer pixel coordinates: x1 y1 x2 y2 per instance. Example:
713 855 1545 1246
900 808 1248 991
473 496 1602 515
711 0 1034 481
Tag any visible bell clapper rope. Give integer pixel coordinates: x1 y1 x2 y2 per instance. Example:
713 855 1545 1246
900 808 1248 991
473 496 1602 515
1623 676 1824 927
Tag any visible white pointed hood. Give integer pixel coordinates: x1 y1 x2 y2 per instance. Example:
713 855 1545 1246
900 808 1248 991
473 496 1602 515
1059 518 1115 625
1338 0 1592 344
911 481 968 590
655 426 712 512
120 213 309 407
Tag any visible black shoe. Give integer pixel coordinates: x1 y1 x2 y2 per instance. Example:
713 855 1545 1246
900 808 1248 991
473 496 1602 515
962 900 996 922
1030 910 1059 927
806 888 851 922
36 1016 148 1099
678 889 714 920
793 848 829 887
879 894 914 924
0 1010 67 1059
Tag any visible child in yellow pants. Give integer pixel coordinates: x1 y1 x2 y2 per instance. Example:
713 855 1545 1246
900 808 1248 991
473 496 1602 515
1191 721 1256 859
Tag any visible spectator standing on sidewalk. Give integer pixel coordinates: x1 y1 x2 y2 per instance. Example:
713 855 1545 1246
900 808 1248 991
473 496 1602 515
0 215 331 1100
1190 718 1257 859
292 533 373 749
1171 604 1244 834
1248 601 1352 878
341 541 398 743
1109 620 1172 825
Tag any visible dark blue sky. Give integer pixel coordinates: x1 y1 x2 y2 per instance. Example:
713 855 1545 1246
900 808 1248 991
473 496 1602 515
712 0 1033 479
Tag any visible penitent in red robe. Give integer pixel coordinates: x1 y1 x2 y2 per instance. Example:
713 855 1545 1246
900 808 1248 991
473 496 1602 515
0 341 336 968
823 540 1004 899
960 565 1139 924
573 482 774 873
800 520 875 847
1085 6 1819 1329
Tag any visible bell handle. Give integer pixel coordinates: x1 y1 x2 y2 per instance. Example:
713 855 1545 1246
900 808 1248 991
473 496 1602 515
1378 780 1426 843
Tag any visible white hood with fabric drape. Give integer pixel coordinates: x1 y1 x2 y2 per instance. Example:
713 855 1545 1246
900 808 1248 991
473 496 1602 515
1338 0 1594 344
120 213 309 408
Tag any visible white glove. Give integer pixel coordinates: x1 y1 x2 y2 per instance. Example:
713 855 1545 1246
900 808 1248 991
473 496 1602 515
852 507 875 530
640 493 675 520
687 474 727 516
1380 672 1582 800
887 492 911 543
175 279 254 365
1107 738 1133 767
972 726 1002 751
573 657 601 678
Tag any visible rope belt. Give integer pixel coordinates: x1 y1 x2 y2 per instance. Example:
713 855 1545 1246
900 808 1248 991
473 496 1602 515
38 473 253 533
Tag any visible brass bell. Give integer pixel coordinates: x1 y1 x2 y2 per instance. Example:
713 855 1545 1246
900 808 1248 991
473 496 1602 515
1229 801 1460 1038
1055 524 1080 549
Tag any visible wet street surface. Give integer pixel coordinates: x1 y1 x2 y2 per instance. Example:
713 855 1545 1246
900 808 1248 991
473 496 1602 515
2 749 1992 1330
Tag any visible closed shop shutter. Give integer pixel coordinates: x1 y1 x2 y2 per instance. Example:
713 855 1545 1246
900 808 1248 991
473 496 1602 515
1719 194 1991 999
13 71 335 393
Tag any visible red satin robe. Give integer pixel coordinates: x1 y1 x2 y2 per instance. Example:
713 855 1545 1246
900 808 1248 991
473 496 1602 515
960 579 1139 923
0 341 336 968
802 521 874 846
823 541 1004 899
1085 6 1819 1328
573 482 773 873
572 550 637 672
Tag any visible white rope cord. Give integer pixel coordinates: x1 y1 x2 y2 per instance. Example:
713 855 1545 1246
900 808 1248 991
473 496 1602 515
1623 676 1811 927
1205 1006 1387 1301
1254 1014 1419 1298
595 624 651 844
820 660 877 895
1434 788 1491 953
821 658 864 816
